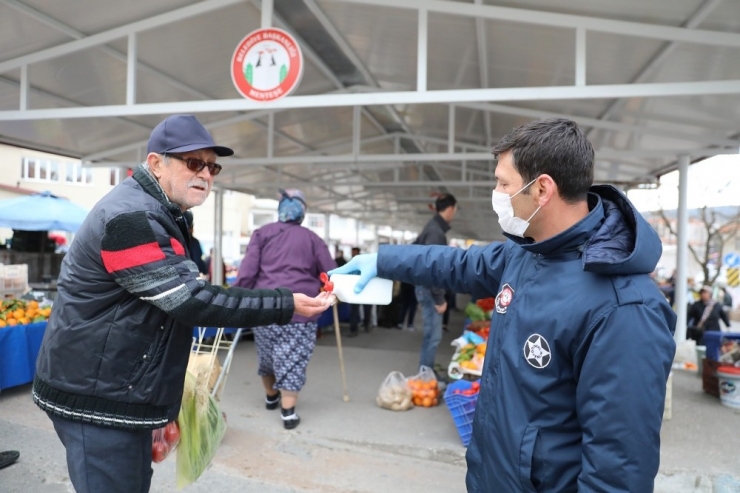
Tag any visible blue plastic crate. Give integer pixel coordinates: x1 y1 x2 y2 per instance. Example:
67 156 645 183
444 379 479 446
704 331 740 362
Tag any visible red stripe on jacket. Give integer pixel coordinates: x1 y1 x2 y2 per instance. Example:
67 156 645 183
170 238 185 256
101 242 166 273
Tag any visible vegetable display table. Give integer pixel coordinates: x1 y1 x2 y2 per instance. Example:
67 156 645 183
0 322 47 390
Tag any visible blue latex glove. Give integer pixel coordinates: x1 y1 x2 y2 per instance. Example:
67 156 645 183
328 253 378 293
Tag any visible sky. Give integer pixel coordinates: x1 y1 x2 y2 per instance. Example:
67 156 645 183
626 154 740 212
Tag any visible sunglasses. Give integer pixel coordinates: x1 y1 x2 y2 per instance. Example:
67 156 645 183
164 154 222 176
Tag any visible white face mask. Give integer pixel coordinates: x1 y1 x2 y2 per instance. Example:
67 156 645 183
491 177 541 237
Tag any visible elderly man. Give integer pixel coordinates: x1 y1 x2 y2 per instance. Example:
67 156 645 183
33 115 331 492
332 118 676 492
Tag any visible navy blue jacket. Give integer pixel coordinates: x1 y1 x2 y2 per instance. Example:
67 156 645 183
377 185 676 492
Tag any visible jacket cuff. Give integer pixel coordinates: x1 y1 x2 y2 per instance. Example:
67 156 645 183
276 288 295 324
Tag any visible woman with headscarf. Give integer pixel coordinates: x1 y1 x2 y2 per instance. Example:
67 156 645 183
234 189 336 429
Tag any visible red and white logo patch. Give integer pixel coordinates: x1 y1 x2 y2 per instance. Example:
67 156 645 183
495 283 514 314
231 27 304 102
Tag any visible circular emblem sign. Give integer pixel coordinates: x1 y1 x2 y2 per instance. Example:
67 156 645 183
231 28 303 102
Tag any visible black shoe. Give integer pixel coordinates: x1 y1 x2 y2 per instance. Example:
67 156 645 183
265 391 281 410
347 331 359 338
281 407 300 430
0 451 19 470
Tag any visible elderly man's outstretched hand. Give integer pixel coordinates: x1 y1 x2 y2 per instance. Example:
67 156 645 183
293 291 335 317
328 253 378 293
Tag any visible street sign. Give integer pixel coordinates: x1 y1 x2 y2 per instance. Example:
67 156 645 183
727 267 740 287
724 252 740 268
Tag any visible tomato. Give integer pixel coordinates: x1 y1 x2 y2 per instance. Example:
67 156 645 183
152 441 169 463
163 421 180 446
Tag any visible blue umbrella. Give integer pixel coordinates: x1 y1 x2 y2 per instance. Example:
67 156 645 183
0 191 89 232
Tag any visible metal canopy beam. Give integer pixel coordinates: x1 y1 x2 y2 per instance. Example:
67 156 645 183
587 0 726 141
457 102 740 148
3 79 740 121
0 0 243 75
327 0 740 48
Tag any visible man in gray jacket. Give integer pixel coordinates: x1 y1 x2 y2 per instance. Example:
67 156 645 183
413 194 457 369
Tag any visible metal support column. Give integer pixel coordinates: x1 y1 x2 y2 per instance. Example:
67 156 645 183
674 154 690 342
324 213 331 243
19 65 28 111
417 8 427 92
213 187 224 286
261 0 273 28
575 27 586 86
126 33 137 105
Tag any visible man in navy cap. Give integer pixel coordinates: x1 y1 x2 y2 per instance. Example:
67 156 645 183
33 115 332 492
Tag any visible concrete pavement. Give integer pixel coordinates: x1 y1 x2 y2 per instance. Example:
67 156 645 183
1 308 739 492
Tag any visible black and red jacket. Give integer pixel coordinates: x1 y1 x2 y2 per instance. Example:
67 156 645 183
34 165 294 430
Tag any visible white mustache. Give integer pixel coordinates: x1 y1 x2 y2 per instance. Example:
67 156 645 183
188 179 209 191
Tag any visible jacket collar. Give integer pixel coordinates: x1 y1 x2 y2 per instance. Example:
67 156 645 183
132 164 189 236
506 193 603 256
434 213 452 233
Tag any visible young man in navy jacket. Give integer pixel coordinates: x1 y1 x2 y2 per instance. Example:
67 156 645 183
331 118 676 493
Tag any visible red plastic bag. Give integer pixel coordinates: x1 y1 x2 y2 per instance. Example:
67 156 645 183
152 421 180 463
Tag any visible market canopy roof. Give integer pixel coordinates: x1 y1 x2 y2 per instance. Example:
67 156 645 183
0 191 89 232
0 0 739 241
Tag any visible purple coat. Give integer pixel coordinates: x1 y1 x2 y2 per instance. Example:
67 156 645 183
234 222 336 323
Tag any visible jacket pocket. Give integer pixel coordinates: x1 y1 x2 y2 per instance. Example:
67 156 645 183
519 425 540 493
123 325 164 389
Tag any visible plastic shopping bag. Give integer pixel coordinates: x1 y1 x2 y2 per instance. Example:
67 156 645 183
406 365 440 408
376 371 413 411
175 370 227 488
152 421 181 463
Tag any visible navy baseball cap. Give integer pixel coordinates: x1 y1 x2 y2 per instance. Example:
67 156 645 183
147 114 233 157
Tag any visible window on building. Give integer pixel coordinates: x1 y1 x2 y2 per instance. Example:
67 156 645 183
21 157 62 182
307 214 324 229
252 212 276 228
64 163 94 185
110 168 120 186
65 163 75 183
49 161 60 182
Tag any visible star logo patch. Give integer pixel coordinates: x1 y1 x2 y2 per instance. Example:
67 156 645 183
523 334 551 369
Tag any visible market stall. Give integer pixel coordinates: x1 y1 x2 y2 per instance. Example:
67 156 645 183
0 298 52 390
701 331 740 409
0 321 46 390
441 298 492 445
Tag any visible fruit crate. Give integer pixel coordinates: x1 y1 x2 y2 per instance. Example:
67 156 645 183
703 331 740 362
0 264 28 300
444 380 479 447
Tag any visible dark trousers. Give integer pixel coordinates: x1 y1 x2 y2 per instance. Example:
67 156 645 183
398 284 418 327
687 326 706 346
349 304 372 333
398 293 418 327
49 414 153 493
442 291 456 328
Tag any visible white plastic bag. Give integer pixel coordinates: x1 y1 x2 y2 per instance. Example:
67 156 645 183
376 371 413 411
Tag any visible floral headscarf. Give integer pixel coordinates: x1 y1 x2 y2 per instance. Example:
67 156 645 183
278 189 307 224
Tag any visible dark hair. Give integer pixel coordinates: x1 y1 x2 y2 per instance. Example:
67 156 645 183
435 194 457 212
492 118 594 203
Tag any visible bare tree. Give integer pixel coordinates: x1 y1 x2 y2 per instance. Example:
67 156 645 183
658 206 740 285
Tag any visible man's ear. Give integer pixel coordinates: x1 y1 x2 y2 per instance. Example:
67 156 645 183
146 153 165 178
535 174 557 206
